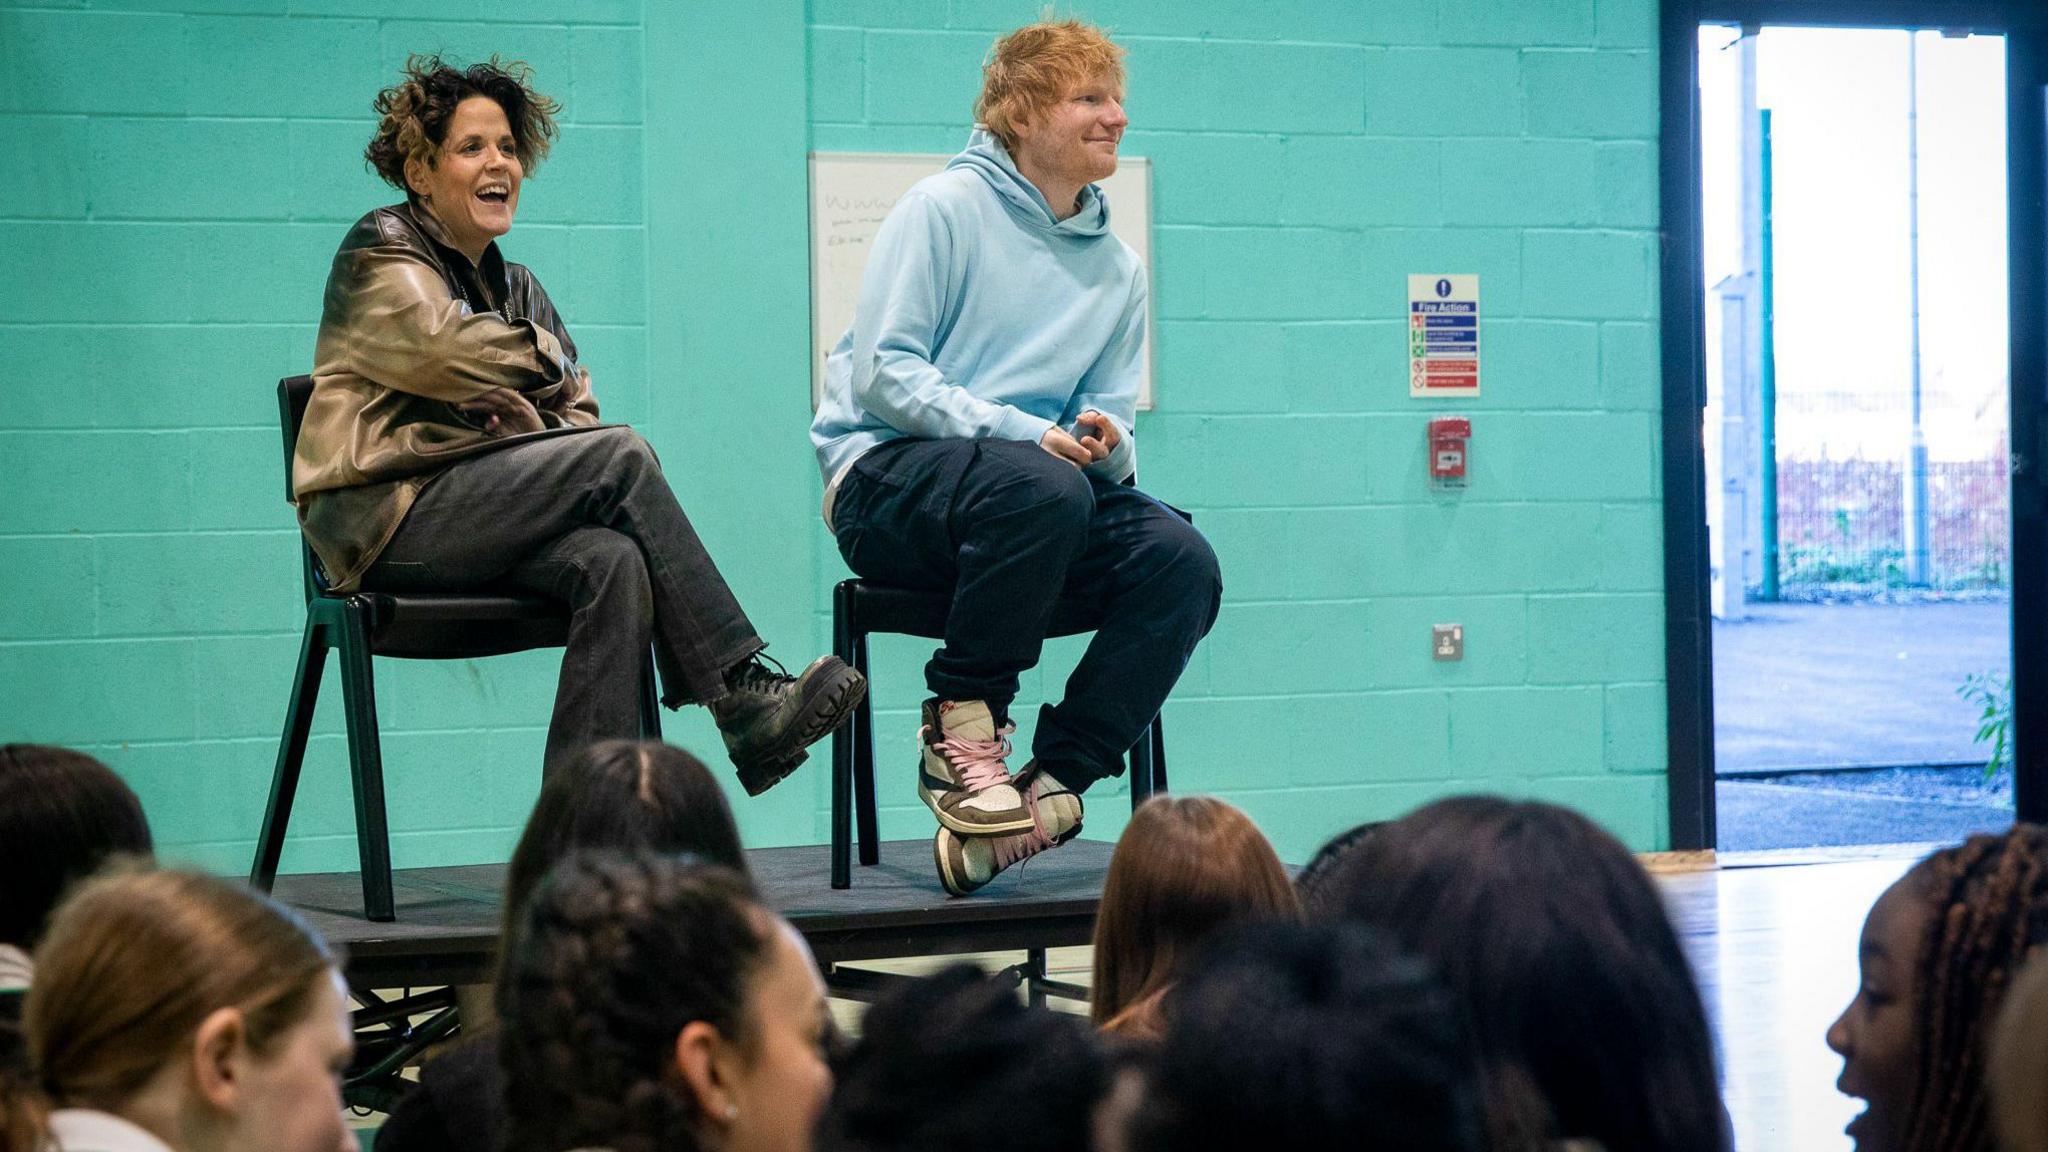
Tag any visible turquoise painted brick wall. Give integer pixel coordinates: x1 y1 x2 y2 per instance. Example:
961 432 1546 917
0 0 1667 874
0 0 655 873
806 0 1668 860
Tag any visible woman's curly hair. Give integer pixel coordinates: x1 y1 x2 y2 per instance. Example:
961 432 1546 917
498 850 770 1152
365 54 560 193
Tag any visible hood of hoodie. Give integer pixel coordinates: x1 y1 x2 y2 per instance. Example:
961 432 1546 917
946 127 1113 237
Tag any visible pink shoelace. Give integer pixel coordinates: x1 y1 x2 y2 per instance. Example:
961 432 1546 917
992 777 1056 870
926 722 1016 794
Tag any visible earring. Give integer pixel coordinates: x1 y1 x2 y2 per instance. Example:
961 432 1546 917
725 1104 740 1121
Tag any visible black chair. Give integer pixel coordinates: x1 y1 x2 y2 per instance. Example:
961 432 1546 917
251 375 659 921
829 519 1174 890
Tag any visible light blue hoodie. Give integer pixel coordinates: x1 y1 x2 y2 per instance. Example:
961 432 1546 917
810 128 1146 498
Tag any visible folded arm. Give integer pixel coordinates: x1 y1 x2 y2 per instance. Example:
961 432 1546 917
336 244 572 405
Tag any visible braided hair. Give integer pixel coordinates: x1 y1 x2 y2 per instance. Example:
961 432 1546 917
1899 825 2048 1152
498 851 769 1152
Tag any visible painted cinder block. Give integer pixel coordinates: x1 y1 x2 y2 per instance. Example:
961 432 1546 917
1362 594 1530 688
0 115 90 218
1360 227 1524 317
1451 685 1605 777
1190 227 1369 322
1522 229 1656 320
1125 131 1286 226
807 26 864 124
1120 37 1209 132
0 430 195 535
1523 773 1667 849
187 222 336 324
0 223 195 324
192 429 300 531
187 15 381 119
862 30 991 125
1237 780 1478 865
1483 319 1601 407
525 124 644 225
1522 49 1658 139
569 25 644 126
1603 681 1667 774
1597 502 1664 591
814 0 947 30
1293 690 1453 786
1201 41 1366 135
1599 320 1660 409
0 637 197 746
0 11 190 116
1189 507 1293 602
0 538 98 641
1280 136 1440 229
1595 0 1658 50
376 22 572 99
2 326 102 428
1155 320 1284 414
94 531 303 637
1280 321 1409 414
1525 591 1666 684
287 119 391 222
1595 140 1658 228
89 118 293 221
1365 48 1524 137
92 324 301 430
1440 0 1596 48
1442 138 1596 228
1204 599 1378 697
574 324 651 427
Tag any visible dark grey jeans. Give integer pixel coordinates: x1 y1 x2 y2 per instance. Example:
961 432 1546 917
364 427 764 770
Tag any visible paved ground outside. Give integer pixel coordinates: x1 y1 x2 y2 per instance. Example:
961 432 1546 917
1712 600 2013 852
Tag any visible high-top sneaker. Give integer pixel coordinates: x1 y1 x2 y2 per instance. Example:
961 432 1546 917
933 763 1084 896
711 654 866 796
917 699 1034 835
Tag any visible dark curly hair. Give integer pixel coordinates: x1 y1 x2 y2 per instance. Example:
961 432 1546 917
818 964 1107 1152
365 54 559 193
498 851 770 1152
0 744 152 950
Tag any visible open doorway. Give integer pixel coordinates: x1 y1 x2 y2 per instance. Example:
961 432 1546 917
1696 25 2014 852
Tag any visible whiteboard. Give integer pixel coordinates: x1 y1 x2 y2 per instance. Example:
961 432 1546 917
807 151 1154 411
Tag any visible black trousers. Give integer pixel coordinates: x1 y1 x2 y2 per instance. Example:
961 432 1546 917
364 427 765 771
831 437 1221 788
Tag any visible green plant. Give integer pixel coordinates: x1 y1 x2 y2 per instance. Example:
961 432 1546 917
1958 672 2012 780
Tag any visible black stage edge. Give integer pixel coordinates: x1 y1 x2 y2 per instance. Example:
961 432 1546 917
275 838 1116 989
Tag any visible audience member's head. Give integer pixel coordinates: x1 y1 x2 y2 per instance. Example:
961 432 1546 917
1294 819 1380 917
818 963 1106 1152
1120 921 1481 1152
1991 955 2048 1152
1090 796 1299 1039
0 744 153 957
1318 795 1723 1152
498 851 829 1152
498 739 747 969
1828 824 2048 1152
973 19 1127 154
1 869 349 1152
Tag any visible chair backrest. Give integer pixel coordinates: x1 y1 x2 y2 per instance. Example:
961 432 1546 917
278 376 325 603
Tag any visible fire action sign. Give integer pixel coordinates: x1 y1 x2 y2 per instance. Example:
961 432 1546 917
1409 274 1480 398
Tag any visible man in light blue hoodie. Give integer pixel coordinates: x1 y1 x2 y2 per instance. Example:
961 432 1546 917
810 21 1222 895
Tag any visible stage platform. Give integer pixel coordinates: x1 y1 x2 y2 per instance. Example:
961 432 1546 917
276 837 1117 989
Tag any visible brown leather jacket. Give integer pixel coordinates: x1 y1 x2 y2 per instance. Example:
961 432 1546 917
292 201 605 592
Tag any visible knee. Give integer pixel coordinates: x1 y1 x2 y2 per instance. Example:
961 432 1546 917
1150 520 1224 614
568 533 653 620
593 426 660 475
976 440 1095 533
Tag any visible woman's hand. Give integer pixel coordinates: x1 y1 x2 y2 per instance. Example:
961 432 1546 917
459 387 545 436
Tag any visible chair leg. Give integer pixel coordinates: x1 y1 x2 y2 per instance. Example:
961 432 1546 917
1150 713 1168 795
338 600 396 922
1128 723 1155 812
638 649 662 740
251 613 331 893
831 586 856 890
852 631 879 867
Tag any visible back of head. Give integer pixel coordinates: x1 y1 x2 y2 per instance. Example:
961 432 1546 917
0 745 153 951
1125 921 1481 1152
499 850 767 1152
500 740 747 952
1091 796 1299 1032
819 964 1106 1152
5 869 334 1152
1294 819 1381 918
1896 824 2048 1152
1991 955 2048 1152
1319 795 1721 1152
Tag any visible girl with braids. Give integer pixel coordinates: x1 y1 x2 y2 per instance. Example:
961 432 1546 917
0 869 353 1152
498 851 830 1152
378 740 752 1152
1828 824 2048 1152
